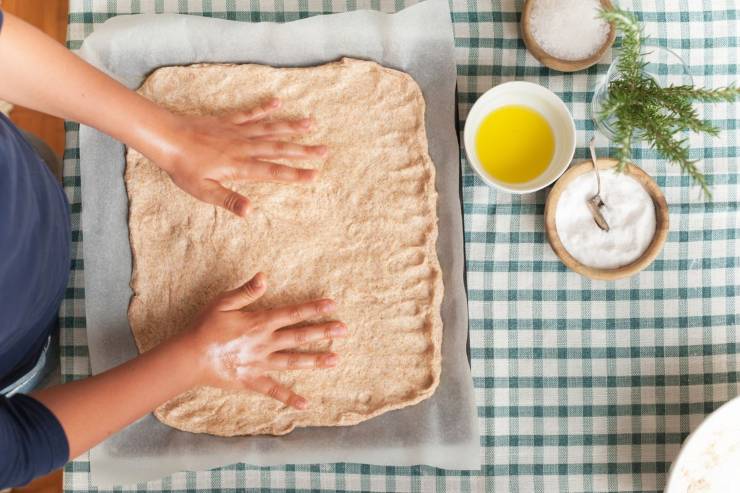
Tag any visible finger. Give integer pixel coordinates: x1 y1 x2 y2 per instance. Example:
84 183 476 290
272 322 348 351
242 118 313 137
239 160 318 184
265 351 339 370
217 272 267 311
245 376 308 409
246 140 328 159
203 179 251 217
262 299 336 330
230 98 281 124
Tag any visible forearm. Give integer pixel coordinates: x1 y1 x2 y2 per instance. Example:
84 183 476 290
0 12 179 163
31 334 200 459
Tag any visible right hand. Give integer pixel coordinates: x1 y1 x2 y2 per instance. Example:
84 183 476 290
183 272 347 409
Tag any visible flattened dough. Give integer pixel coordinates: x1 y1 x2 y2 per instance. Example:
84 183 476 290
126 58 443 436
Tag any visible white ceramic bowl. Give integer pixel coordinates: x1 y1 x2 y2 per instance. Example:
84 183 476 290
463 81 576 194
665 395 740 493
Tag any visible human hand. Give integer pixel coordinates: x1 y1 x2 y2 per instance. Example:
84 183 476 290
157 98 327 217
184 272 346 409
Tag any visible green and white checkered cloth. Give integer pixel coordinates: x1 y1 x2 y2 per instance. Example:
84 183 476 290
62 1 739 491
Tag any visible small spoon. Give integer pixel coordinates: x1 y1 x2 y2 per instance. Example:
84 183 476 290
587 137 610 232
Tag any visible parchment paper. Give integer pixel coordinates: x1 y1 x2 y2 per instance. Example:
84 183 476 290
77 0 479 487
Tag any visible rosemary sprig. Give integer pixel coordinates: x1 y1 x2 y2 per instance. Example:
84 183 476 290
598 8 740 198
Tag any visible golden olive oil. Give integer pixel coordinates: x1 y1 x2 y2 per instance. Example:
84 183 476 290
475 105 555 184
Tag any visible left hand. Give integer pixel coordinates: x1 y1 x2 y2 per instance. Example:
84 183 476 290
156 98 327 217
0 13 327 219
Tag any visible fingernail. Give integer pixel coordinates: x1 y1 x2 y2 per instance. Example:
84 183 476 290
236 199 251 217
330 324 348 336
316 145 328 155
268 98 280 108
321 300 336 313
300 118 312 129
252 274 264 288
294 397 308 409
324 354 339 367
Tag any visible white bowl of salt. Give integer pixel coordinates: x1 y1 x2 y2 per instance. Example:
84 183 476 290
544 159 669 281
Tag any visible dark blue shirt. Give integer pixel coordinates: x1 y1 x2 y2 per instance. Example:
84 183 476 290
0 10 72 487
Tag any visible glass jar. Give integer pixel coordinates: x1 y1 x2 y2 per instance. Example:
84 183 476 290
591 46 693 140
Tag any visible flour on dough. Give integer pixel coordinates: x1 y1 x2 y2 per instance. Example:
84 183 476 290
125 58 443 436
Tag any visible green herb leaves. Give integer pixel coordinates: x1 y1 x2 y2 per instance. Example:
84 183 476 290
599 8 739 198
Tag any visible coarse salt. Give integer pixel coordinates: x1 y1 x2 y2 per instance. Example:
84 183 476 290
528 0 611 61
678 429 740 492
669 398 740 493
555 169 656 270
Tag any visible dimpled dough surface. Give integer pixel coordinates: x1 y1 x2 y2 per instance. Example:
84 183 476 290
125 58 443 436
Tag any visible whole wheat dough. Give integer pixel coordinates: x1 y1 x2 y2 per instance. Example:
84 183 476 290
125 58 443 436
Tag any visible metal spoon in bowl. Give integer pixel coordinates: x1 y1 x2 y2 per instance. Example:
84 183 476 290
587 137 610 232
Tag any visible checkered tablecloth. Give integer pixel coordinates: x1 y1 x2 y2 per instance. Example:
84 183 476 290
62 1 739 491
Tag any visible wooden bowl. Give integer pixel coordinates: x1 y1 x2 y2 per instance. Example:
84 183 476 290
544 159 669 281
520 0 617 72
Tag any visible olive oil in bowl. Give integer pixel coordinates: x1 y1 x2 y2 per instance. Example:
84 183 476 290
475 105 555 184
